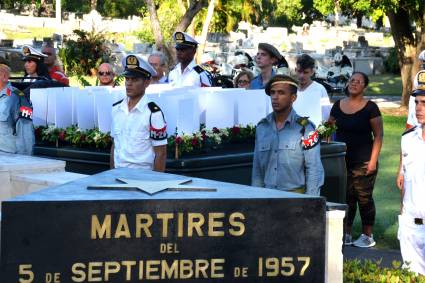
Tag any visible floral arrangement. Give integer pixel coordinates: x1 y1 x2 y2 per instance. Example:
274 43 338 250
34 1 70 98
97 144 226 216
168 125 256 159
35 121 337 158
316 120 337 141
35 125 112 149
35 124 256 158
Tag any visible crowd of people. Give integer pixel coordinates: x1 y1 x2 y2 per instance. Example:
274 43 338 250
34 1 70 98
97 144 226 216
0 31 424 276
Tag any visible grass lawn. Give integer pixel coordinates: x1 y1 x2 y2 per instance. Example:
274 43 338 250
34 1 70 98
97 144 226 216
3 27 56 40
366 74 402 96
350 114 406 250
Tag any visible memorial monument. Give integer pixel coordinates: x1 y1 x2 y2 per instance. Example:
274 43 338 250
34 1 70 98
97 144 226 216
1 168 327 282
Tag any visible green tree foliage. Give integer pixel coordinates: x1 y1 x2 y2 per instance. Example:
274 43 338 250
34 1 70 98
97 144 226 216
273 0 308 26
61 0 145 18
97 0 146 18
62 0 91 14
314 0 374 24
0 0 24 9
137 0 183 44
202 0 317 33
209 0 257 33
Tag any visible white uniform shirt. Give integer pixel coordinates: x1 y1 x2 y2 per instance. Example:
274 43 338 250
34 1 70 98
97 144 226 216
401 126 425 218
168 59 212 87
294 81 330 126
111 95 167 170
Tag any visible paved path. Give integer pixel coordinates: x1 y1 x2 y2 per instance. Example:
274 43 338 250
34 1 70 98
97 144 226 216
343 246 403 268
332 95 402 108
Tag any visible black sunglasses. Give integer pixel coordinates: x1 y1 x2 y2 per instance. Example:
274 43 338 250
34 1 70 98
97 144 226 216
98 71 112 76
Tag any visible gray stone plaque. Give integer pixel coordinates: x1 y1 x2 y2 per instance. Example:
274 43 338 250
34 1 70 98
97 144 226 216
1 168 326 282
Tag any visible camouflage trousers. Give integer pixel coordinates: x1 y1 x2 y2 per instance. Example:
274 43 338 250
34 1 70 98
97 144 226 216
346 162 378 226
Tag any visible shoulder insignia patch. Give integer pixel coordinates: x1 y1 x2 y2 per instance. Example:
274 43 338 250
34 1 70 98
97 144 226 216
296 116 310 127
112 99 123 107
402 126 417 136
301 130 320 150
194 65 205 74
6 88 12 96
19 106 33 120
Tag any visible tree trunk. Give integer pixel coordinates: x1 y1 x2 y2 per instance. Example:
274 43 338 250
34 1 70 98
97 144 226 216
334 0 340 26
91 0 97 11
175 0 208 32
356 13 362 28
387 7 418 107
145 0 175 68
197 0 216 61
146 0 164 50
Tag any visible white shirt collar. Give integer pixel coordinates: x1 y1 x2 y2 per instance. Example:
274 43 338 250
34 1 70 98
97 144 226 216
178 59 197 74
119 94 148 113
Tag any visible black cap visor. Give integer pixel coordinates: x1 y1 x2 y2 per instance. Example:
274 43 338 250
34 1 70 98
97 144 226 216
123 68 151 79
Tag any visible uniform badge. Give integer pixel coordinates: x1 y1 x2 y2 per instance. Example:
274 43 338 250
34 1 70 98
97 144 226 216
301 130 319 150
6 88 12 96
175 32 185 43
126 55 139 69
418 72 425 85
23 46 30 56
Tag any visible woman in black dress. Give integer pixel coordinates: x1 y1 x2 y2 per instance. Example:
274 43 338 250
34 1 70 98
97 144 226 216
329 72 383 248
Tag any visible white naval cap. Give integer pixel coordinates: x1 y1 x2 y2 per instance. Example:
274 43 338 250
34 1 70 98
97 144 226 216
173 31 198 48
121 54 157 78
412 70 425 96
22 45 47 61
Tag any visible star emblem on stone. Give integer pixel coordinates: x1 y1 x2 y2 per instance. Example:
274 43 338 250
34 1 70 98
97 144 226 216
87 178 216 195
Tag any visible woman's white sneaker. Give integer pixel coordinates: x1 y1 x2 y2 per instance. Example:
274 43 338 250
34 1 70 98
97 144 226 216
352 234 376 248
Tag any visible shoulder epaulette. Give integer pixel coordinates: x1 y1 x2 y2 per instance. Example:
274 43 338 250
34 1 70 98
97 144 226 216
11 87 24 97
296 116 311 127
194 65 205 74
148 102 161 112
112 99 123 107
402 126 417 136
148 102 167 140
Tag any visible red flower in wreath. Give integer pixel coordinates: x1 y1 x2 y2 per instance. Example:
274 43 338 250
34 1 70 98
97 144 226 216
191 137 199 146
175 136 183 145
232 126 241 135
58 131 66 141
212 127 220 134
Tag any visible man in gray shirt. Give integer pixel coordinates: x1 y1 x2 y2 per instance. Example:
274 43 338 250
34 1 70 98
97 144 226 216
251 75 324 195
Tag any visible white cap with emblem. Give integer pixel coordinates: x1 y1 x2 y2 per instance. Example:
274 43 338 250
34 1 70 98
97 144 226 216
121 54 157 78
